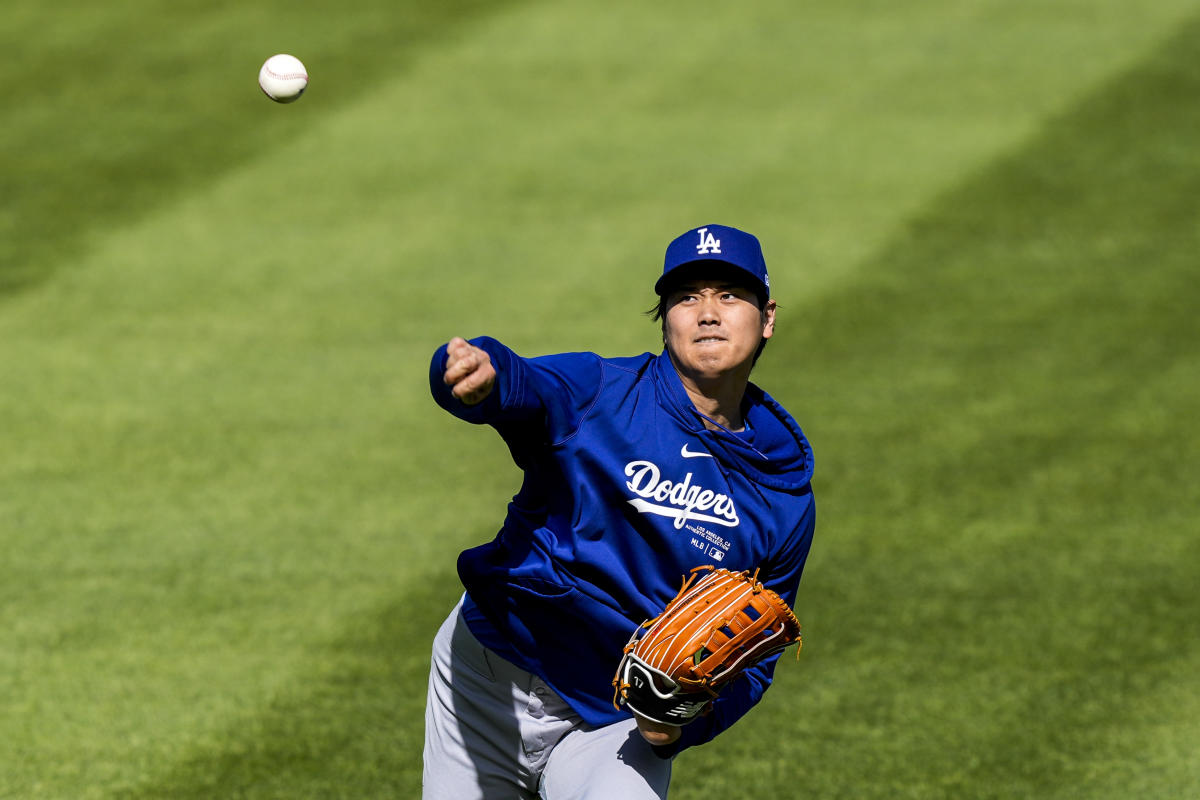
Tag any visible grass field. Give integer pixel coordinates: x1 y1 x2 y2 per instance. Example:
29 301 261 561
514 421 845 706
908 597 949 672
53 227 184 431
3 1 1199 797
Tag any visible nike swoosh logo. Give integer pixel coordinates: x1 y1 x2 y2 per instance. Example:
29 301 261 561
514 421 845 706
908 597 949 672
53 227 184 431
680 444 713 459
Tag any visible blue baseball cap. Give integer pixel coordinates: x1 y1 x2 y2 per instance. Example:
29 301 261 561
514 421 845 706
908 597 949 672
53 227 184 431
656 224 770 302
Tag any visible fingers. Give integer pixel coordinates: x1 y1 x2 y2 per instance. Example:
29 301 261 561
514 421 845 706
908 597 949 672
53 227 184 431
443 337 496 405
443 337 485 388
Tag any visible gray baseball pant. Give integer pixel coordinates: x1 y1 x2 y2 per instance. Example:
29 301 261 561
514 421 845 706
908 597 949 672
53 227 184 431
422 596 673 799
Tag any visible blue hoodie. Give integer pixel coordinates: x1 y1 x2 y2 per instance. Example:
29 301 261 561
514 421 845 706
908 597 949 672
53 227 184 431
429 337 815 753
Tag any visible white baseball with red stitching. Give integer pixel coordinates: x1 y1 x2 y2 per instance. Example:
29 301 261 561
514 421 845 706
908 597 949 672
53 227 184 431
258 54 308 103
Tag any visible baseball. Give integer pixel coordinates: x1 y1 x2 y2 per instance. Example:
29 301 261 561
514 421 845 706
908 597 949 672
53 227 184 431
258 54 308 103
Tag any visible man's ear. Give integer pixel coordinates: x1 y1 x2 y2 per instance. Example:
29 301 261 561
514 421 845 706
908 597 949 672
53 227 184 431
761 299 777 339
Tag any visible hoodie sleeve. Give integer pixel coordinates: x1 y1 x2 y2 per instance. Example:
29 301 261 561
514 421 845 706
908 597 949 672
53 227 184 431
429 336 603 443
661 493 816 755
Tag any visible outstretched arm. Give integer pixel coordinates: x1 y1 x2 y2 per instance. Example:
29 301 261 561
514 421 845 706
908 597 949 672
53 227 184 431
429 337 605 439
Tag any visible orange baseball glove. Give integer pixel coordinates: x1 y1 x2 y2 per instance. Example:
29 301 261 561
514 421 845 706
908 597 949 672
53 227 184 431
612 565 802 726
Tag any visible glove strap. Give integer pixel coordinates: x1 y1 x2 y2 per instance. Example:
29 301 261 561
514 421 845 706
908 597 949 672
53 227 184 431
613 655 712 726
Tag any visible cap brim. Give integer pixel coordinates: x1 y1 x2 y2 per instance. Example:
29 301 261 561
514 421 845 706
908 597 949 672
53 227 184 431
655 260 769 301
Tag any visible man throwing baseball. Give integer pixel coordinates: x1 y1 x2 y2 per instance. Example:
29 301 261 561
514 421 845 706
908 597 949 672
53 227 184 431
423 224 816 799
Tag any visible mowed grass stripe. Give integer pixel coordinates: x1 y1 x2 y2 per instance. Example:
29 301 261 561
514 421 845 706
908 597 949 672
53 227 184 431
104 12 1200 798
3 2 1199 798
674 15 1200 800
0 0 526 294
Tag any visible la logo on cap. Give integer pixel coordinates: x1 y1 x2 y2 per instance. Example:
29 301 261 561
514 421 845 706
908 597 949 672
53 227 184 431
696 227 721 255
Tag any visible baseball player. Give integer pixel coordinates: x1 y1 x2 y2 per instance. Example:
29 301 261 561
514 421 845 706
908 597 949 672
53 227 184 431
423 224 816 799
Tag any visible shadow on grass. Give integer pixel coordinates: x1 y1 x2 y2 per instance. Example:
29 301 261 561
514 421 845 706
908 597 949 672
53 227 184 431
111 578 463 799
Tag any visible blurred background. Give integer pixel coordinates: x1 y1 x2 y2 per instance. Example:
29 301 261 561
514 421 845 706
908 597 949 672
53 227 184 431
2 1 1198 797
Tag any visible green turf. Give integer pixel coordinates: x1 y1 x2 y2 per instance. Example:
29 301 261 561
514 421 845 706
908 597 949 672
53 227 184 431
2 0 1199 797
0 0 525 294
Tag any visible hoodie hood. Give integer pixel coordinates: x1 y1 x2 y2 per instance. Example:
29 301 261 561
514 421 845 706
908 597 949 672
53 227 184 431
652 351 813 493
